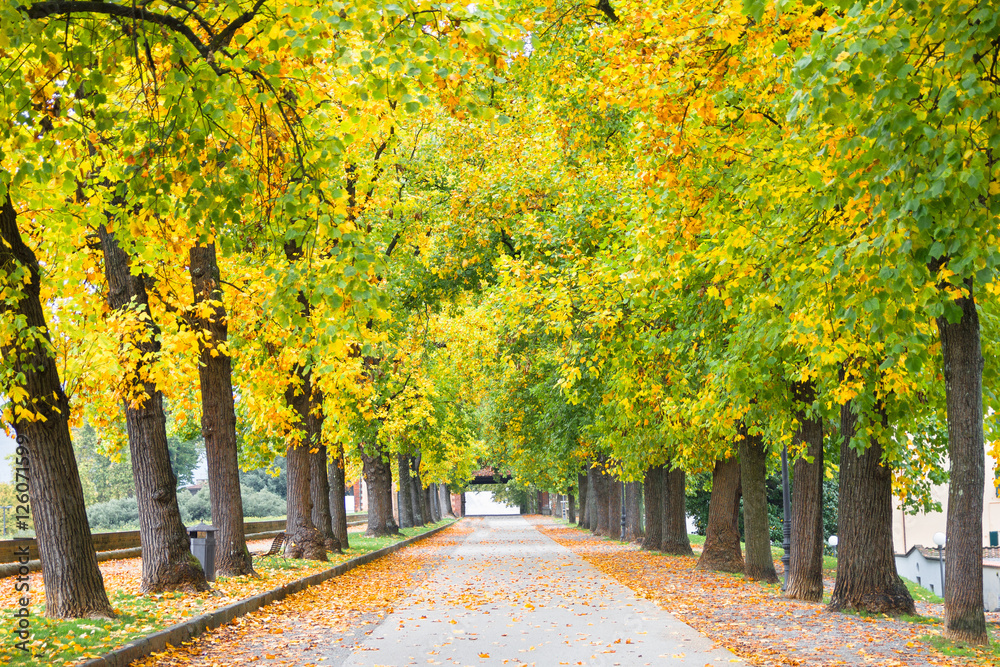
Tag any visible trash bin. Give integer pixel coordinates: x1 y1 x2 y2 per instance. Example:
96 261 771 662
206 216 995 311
188 523 216 582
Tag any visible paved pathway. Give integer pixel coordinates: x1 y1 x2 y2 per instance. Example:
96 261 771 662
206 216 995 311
335 515 742 666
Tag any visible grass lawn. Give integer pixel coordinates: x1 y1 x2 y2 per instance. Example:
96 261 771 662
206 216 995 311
0 519 453 666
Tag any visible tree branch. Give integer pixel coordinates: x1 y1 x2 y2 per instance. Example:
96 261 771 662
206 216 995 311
23 1 212 58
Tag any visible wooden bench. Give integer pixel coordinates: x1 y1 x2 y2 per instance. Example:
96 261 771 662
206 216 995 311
255 532 285 559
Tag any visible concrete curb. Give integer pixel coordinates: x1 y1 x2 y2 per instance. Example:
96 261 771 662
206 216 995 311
2 519 374 578
79 520 458 667
0 546 148 578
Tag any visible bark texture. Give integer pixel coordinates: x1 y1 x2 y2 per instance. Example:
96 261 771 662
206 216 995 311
443 486 456 517
641 466 663 551
739 426 778 583
662 466 693 555
189 243 253 577
0 193 115 618
281 239 327 560
785 380 824 602
99 225 209 592
327 443 350 550
283 375 327 561
592 466 610 536
361 444 400 537
829 402 914 614
578 472 589 528
410 456 426 526
397 455 414 528
696 458 743 572
310 443 340 553
937 279 988 644
624 481 643 542
567 493 576 523
608 478 623 539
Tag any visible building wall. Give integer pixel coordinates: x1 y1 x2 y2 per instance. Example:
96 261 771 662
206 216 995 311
985 563 1000 612
893 448 1000 553
895 550 945 598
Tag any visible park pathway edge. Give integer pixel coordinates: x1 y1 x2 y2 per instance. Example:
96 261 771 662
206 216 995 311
79 520 458 667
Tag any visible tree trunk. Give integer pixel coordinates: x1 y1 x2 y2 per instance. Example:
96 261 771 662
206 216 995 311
829 401 914 614
410 456 426 526
327 443 350 550
432 484 442 521
361 444 399 537
641 466 663 551
416 457 430 525
443 486 456 517
662 466 693 555
786 380 824 601
624 481 643 542
578 472 589 528
397 455 414 528
98 225 209 592
739 426 778 583
608 478 623 539
283 375 327 561
696 457 743 572
188 243 254 577
567 493 576 523
592 466 610 536
0 193 115 618
310 443 340 553
586 468 599 531
937 279 988 644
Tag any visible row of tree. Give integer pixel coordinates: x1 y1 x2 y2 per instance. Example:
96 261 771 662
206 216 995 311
460 0 998 648
1 0 517 620
2 0 997 649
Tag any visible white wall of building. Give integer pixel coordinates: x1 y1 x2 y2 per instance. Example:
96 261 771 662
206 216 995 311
464 491 519 515
893 448 1000 552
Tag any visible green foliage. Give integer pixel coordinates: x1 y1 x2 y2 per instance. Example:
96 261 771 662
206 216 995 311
240 459 288 500
176 488 212 523
72 423 134 505
167 436 202 488
86 497 140 532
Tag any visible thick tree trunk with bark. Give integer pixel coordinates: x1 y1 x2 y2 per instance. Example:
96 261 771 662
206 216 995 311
936 280 988 644
99 225 209 592
397 455 414 528
786 380 824 601
578 472 589 527
361 444 399 537
739 426 778 583
283 376 327 561
662 466 693 555
829 402 914 614
328 443 350 550
624 482 643 542
188 243 254 577
410 456 426 526
607 478 623 539
592 466 610 536
310 443 340 553
696 458 743 572
587 468 599 530
0 194 115 618
641 466 663 551
429 484 441 522
567 494 576 523
443 487 455 517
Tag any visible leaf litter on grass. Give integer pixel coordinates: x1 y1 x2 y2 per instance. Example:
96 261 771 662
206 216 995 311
134 521 473 667
530 517 989 667
0 523 452 665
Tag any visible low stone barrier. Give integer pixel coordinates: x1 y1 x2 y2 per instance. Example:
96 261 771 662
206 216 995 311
79 521 454 667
